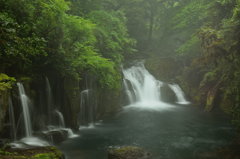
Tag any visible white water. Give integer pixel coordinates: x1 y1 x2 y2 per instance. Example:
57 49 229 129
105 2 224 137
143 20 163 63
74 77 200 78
122 62 189 110
45 77 53 123
122 62 173 110
8 96 16 140
55 109 66 128
80 89 89 123
15 83 50 148
17 83 32 137
79 89 95 126
168 84 190 105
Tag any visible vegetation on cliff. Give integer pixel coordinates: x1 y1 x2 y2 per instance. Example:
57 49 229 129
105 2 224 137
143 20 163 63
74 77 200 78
0 0 135 90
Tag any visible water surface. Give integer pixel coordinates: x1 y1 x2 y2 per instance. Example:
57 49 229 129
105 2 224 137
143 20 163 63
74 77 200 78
59 104 235 159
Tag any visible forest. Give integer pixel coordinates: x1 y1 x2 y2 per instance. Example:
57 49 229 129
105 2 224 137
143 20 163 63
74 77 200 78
0 0 240 159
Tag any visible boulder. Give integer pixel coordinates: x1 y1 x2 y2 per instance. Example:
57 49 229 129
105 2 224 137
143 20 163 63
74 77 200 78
36 129 68 144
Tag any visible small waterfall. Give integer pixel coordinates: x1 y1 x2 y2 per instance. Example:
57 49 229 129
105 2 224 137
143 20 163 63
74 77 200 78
17 83 32 137
168 84 190 105
8 96 16 140
79 89 94 126
54 110 65 128
45 77 53 123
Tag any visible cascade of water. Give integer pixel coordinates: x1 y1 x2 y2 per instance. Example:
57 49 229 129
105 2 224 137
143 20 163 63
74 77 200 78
17 83 32 137
79 89 95 126
55 110 65 128
45 77 53 123
8 96 16 140
122 62 163 106
168 84 190 105
122 62 190 110
123 79 134 103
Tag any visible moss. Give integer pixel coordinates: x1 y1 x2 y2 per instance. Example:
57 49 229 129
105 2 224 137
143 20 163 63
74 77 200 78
205 91 215 112
0 146 64 159
32 152 60 159
200 71 217 88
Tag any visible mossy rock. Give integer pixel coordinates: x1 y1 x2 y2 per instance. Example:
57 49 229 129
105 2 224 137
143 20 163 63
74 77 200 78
0 146 64 159
108 146 151 159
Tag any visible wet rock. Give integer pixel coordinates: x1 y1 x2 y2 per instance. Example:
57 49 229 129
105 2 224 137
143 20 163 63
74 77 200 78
0 146 65 159
37 129 68 144
160 84 177 103
108 146 151 159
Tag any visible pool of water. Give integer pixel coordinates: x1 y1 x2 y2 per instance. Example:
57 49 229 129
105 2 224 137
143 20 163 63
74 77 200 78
59 104 235 159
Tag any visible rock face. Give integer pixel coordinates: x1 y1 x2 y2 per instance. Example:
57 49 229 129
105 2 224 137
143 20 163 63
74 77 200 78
108 146 151 159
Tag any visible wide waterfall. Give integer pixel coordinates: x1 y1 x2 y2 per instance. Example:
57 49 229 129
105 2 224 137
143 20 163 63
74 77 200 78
123 62 189 109
17 83 32 137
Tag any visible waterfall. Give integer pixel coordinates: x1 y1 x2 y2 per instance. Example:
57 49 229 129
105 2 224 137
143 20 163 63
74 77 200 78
122 62 164 107
17 83 32 137
168 84 190 104
79 89 95 127
122 62 189 110
54 110 65 128
45 77 53 123
8 96 16 140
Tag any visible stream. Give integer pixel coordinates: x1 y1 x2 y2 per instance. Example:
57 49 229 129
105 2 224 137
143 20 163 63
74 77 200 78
59 62 235 159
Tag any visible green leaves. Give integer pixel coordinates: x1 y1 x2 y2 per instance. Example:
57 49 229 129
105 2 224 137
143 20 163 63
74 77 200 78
0 73 16 91
88 10 135 63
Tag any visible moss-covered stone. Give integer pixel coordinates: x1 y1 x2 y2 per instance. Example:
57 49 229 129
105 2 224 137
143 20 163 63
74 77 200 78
0 146 64 159
108 146 151 159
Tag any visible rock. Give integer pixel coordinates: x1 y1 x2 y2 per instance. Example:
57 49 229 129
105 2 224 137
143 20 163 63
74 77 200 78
37 129 69 144
160 84 177 103
0 146 65 159
108 146 151 159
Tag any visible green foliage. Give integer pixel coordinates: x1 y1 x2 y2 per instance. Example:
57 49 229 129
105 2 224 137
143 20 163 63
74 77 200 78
32 152 60 159
172 0 212 30
176 35 200 56
0 0 135 90
200 71 217 88
0 12 46 72
0 74 16 91
88 10 136 63
72 44 121 89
